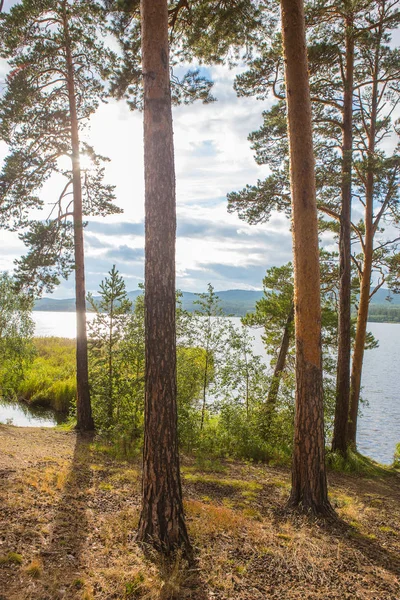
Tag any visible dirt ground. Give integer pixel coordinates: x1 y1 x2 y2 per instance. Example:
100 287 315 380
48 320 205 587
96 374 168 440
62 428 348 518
0 425 399 599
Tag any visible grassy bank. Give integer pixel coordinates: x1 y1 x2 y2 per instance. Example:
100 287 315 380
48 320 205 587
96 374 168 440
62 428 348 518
18 337 76 413
0 426 399 600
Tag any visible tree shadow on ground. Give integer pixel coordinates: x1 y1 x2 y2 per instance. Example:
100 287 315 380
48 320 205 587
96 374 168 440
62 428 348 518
328 518 400 577
271 505 400 580
39 433 93 599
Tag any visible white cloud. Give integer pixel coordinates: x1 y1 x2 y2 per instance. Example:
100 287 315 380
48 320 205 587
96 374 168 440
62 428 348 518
1 58 290 296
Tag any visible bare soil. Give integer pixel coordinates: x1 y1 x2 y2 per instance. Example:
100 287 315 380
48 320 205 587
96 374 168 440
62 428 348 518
0 426 399 599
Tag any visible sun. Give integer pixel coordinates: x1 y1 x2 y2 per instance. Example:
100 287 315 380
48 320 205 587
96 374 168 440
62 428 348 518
57 153 93 173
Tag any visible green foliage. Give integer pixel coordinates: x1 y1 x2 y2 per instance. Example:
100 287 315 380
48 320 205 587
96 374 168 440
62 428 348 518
368 304 400 322
241 262 340 437
176 346 207 452
243 263 294 362
394 443 400 469
88 265 134 433
0 272 35 400
85 278 291 462
107 0 271 111
0 0 121 293
228 0 400 328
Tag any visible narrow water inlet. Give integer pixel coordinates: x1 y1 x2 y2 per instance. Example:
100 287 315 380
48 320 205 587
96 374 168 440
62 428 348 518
0 398 68 428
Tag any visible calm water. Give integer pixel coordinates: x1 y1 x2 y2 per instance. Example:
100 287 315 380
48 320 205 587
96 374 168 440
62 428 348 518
1 312 399 464
0 398 67 428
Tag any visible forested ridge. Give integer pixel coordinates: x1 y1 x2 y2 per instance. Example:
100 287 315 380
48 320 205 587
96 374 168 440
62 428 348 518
33 287 400 319
0 0 399 598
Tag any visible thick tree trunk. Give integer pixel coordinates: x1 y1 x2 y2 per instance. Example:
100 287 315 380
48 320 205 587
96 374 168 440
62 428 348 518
63 3 94 433
347 38 379 448
281 0 334 516
137 0 191 556
332 12 354 454
263 302 294 434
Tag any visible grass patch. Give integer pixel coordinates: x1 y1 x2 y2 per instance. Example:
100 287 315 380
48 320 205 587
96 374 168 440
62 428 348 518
99 482 114 492
326 449 394 477
192 456 228 473
0 552 23 565
183 472 262 492
25 559 42 578
90 439 141 462
185 500 253 537
379 526 397 535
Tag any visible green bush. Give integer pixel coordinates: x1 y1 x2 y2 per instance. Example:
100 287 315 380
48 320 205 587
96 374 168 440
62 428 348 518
394 443 400 469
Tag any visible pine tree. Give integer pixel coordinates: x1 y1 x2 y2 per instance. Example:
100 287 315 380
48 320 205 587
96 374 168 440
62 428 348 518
347 0 400 446
242 264 295 433
87 265 133 432
0 0 121 431
280 0 334 516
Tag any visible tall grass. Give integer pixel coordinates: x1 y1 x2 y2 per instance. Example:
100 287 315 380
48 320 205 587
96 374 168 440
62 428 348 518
18 337 76 413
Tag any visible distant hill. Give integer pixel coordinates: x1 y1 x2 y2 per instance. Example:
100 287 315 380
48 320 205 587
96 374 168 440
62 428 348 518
33 287 400 319
34 289 264 316
369 288 400 305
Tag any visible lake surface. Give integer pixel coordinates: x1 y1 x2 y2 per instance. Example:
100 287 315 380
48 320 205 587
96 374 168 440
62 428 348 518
2 312 399 465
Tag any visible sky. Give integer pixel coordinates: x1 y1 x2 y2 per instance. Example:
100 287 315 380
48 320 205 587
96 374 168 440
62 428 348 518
0 1 397 299
0 44 296 298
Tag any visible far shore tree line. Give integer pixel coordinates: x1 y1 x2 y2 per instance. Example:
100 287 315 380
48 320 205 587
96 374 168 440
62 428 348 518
0 0 399 557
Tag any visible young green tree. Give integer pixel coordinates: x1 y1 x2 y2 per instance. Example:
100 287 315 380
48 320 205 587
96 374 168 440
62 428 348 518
216 324 271 457
137 0 191 556
0 272 35 400
189 284 236 431
280 0 334 516
243 264 294 431
87 266 132 432
0 0 121 431
119 289 145 443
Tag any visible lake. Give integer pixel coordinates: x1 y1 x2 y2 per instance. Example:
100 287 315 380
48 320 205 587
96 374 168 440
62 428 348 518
2 312 399 465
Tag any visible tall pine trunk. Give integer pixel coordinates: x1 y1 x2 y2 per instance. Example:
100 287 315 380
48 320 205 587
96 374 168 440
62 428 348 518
332 11 354 454
347 32 380 448
137 0 191 555
63 2 94 432
281 0 334 516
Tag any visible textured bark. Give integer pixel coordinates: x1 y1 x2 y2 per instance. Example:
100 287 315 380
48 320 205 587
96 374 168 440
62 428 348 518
264 302 294 433
137 0 191 556
347 33 380 448
281 0 334 516
63 3 94 433
332 12 354 454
